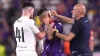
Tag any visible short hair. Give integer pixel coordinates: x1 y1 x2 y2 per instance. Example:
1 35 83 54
37 8 48 16
22 1 34 8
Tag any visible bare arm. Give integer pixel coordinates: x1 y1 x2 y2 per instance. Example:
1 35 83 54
89 38 94 52
45 24 53 40
35 16 53 40
55 14 74 24
30 19 46 40
51 10 74 24
89 31 94 52
35 31 46 40
54 32 75 41
43 17 54 40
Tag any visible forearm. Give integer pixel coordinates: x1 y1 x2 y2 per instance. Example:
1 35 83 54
39 26 46 37
47 29 53 40
55 14 74 24
40 30 46 39
54 32 75 41
55 32 69 41
89 40 94 52
35 30 46 40
45 24 53 40
42 30 46 36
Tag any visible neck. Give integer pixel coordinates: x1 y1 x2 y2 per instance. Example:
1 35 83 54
22 14 30 18
22 11 30 18
76 14 84 20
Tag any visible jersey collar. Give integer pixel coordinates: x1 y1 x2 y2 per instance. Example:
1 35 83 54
20 16 29 20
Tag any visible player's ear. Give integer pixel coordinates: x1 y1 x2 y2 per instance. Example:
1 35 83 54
78 11 81 14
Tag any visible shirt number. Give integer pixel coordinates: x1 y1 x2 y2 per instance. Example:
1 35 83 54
15 27 24 42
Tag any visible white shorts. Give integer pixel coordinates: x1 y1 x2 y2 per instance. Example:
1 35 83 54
16 50 38 56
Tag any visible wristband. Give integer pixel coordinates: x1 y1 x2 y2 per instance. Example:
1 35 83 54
53 31 57 37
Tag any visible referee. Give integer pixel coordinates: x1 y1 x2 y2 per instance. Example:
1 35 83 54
51 4 91 56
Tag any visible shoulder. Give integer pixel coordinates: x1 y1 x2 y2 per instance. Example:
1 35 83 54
74 20 81 25
27 19 35 24
13 19 19 26
72 20 83 29
79 17 89 25
27 19 34 22
54 21 63 26
79 17 88 22
29 19 37 26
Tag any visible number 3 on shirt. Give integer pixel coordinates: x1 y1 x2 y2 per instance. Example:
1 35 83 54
15 27 24 42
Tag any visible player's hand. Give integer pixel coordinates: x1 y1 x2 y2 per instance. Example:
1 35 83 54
51 10 58 16
50 22 55 29
52 26 58 33
43 17 49 25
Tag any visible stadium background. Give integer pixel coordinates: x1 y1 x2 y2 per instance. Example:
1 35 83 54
0 0 100 56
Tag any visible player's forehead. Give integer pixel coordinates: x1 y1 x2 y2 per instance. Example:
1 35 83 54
73 6 80 12
73 4 86 11
73 6 78 10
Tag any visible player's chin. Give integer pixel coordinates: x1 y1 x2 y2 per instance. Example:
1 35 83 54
72 15 76 19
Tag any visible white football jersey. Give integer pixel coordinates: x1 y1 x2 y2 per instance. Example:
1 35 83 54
14 16 40 51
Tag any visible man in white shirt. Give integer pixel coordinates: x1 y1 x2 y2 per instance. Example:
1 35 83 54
13 1 46 56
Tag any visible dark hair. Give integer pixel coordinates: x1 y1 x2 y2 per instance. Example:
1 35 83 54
22 1 34 8
37 8 48 16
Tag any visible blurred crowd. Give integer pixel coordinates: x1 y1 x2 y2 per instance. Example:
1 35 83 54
0 0 100 56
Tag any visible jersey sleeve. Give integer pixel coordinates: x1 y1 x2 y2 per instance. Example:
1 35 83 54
70 21 80 35
30 20 40 34
56 23 63 33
